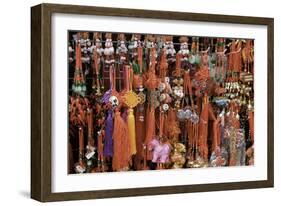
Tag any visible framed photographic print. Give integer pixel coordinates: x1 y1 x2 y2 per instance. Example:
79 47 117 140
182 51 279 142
31 3 274 202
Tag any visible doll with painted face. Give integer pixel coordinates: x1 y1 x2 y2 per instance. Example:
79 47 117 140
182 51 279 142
159 77 172 103
91 32 103 56
144 35 157 68
164 35 176 63
178 36 190 69
80 32 91 65
92 32 103 95
116 33 128 64
128 34 142 58
104 33 115 65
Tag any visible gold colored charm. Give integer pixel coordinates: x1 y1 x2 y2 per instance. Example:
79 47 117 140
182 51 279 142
138 91 146 105
123 90 140 108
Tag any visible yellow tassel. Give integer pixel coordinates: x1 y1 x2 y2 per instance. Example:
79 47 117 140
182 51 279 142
128 108 137 155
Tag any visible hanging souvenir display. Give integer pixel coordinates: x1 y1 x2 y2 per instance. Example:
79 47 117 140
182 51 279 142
67 31 255 174
72 33 87 96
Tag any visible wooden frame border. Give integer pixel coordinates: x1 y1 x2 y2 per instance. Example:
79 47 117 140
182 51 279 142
31 3 274 202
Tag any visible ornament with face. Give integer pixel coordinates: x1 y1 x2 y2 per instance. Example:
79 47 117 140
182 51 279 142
178 36 189 68
92 32 103 95
92 32 103 56
109 95 119 108
164 35 176 63
116 33 128 64
128 34 142 58
80 32 91 64
104 33 115 65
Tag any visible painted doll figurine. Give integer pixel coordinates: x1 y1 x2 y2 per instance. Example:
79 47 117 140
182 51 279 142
164 35 176 63
92 32 103 95
104 33 115 65
178 36 189 69
116 33 128 64
79 32 91 65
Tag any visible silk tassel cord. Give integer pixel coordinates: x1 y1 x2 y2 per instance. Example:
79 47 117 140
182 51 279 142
248 110 254 143
207 105 220 152
112 64 131 171
97 129 104 162
78 127 84 165
198 94 209 161
135 45 146 169
145 47 157 160
137 46 143 73
112 109 130 171
125 65 137 155
93 47 101 94
87 109 93 146
159 48 168 78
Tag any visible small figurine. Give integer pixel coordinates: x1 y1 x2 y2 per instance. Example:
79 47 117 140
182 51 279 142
116 33 128 64
104 33 115 65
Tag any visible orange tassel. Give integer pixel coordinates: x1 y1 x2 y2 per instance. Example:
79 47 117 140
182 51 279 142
159 49 168 78
198 96 209 161
112 110 131 171
248 110 254 143
145 106 155 160
137 47 143 73
97 129 104 161
78 127 84 165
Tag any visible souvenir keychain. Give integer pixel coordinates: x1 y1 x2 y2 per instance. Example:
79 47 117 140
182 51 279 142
144 46 159 164
164 35 176 63
72 33 87 96
178 36 189 69
214 38 227 83
159 41 168 78
97 128 105 172
92 32 103 95
75 127 86 173
123 65 140 156
85 108 95 171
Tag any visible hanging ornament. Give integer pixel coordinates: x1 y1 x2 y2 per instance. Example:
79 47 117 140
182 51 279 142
104 110 113 158
123 65 140 155
75 127 86 173
116 33 128 64
92 32 103 95
72 33 87 96
104 33 115 65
